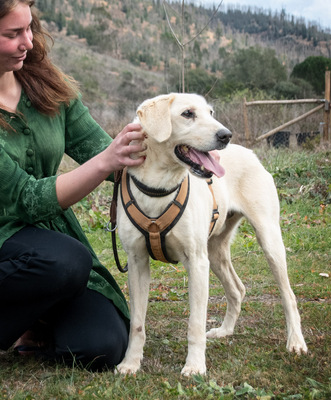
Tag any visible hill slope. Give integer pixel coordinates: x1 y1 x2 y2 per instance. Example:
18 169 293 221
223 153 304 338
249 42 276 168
38 0 331 135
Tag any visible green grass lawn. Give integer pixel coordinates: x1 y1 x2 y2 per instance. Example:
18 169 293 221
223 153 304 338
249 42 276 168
1 147 330 399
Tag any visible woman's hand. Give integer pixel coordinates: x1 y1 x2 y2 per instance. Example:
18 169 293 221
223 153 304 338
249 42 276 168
105 123 145 171
56 123 145 209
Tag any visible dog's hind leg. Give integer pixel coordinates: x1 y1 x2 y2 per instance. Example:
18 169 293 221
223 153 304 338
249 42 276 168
232 154 307 354
207 212 246 339
116 252 151 375
248 213 308 354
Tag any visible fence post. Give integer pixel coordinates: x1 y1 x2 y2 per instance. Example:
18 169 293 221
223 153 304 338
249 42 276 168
243 98 251 144
324 70 330 141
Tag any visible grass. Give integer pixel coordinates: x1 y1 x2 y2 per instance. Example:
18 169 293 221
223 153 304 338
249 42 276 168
0 147 330 399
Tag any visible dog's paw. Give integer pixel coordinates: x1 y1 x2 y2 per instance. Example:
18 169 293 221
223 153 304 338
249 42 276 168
287 334 308 355
181 364 206 377
115 360 141 375
206 326 233 339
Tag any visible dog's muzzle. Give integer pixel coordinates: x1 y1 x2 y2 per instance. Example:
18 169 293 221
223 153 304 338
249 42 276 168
174 128 232 179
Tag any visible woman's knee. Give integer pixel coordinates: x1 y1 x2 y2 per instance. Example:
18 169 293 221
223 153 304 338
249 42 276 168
0 227 93 299
52 291 129 371
82 329 128 371
55 323 128 371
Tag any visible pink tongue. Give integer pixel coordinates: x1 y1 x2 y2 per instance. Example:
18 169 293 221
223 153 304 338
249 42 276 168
188 149 225 178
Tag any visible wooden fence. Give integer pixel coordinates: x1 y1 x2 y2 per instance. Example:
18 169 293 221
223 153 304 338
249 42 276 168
243 71 330 144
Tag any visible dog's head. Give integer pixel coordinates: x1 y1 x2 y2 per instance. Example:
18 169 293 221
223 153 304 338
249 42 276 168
136 93 232 179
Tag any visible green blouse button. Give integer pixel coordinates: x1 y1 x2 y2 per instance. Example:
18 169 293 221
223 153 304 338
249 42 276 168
26 149 34 157
27 167 34 174
25 100 32 107
23 128 31 135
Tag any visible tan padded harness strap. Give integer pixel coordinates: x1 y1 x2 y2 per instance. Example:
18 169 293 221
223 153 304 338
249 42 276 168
120 169 219 263
121 168 189 263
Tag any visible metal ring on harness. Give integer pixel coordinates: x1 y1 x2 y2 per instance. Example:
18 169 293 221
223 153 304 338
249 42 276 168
106 221 117 232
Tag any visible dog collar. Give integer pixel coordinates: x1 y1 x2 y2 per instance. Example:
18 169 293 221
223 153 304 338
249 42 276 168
131 174 181 197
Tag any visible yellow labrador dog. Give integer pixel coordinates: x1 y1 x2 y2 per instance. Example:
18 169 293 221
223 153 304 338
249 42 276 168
116 93 307 376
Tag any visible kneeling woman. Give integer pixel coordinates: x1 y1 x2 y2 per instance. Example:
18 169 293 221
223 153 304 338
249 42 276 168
0 0 144 371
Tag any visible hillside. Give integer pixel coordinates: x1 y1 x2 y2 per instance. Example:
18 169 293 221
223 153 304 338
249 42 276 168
36 0 331 138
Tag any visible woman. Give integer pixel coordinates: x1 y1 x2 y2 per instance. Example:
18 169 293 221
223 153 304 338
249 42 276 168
0 0 145 371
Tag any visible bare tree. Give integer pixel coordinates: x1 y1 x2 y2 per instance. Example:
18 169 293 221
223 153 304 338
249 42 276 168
163 0 223 93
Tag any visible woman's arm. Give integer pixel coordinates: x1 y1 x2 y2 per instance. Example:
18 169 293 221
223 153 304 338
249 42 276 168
56 123 145 209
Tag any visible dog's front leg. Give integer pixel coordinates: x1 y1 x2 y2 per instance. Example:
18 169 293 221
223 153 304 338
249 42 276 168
116 253 150 375
181 256 210 376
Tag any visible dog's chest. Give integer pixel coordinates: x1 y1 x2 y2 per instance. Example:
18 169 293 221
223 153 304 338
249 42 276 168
119 178 214 239
133 190 175 217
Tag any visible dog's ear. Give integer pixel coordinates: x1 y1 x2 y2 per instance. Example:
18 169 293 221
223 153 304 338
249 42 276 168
137 94 175 142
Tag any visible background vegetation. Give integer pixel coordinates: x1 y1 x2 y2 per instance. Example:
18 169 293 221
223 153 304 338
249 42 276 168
39 0 331 138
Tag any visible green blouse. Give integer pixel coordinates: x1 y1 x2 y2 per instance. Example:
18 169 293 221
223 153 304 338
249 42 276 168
0 91 129 325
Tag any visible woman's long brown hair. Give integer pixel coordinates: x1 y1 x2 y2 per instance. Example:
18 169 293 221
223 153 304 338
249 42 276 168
0 0 79 129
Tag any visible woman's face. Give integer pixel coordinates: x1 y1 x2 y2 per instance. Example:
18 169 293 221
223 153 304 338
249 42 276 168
0 2 33 75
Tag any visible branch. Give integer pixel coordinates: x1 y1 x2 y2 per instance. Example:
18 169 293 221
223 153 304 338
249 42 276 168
204 76 220 97
184 1 224 46
163 1 183 50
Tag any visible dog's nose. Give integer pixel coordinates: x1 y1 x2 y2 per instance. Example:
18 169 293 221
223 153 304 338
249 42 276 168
216 128 232 146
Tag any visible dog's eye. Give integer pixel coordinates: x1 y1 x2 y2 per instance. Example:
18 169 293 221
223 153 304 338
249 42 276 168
181 110 196 119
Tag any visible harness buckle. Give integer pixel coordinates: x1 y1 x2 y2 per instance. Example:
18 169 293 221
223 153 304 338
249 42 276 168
211 210 219 222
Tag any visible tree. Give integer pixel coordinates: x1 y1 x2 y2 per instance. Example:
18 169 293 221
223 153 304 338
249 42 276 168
291 56 331 95
272 79 315 99
223 47 287 92
174 68 214 94
163 0 223 92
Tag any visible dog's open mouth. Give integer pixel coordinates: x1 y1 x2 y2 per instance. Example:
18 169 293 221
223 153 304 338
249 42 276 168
175 145 225 179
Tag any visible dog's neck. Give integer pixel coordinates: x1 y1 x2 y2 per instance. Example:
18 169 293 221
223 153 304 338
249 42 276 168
127 136 188 192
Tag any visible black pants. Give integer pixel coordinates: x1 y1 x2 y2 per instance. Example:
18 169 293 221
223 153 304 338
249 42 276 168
0 226 128 371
